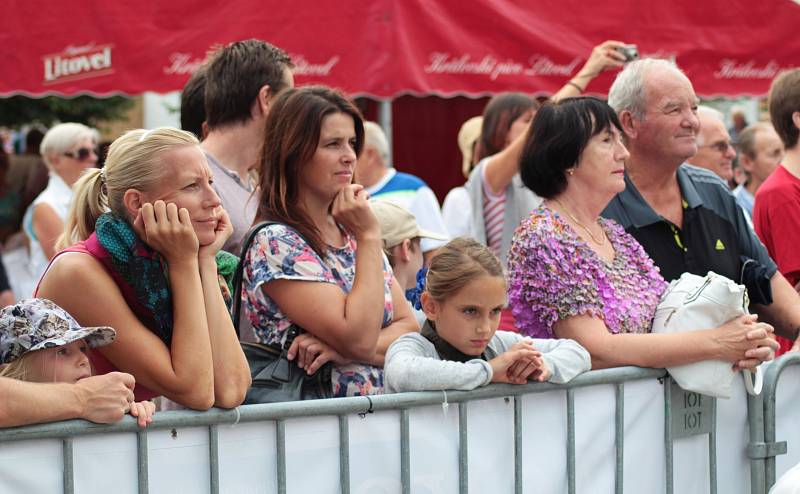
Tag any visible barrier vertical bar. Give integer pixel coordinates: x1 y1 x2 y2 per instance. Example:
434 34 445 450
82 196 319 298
708 398 717 494
401 409 411 494
63 437 74 494
765 387 779 488
664 377 673 494
209 425 219 494
747 392 767 494
137 430 148 494
339 415 350 494
514 396 523 494
276 420 286 494
567 389 576 494
459 402 468 494
615 384 624 494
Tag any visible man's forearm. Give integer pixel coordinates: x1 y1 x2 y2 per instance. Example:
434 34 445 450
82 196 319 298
0 378 82 428
754 272 800 341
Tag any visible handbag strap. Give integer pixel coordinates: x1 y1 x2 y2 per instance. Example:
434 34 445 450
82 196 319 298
232 221 278 339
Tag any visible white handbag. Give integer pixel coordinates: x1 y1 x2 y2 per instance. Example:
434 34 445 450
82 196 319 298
650 271 763 399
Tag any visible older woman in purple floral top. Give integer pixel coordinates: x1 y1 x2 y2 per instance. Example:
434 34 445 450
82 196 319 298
509 207 666 338
508 97 776 370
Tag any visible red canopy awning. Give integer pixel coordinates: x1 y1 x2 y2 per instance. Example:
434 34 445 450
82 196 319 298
3 0 799 98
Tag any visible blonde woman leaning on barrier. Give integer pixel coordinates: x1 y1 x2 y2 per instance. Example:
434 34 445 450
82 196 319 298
507 97 778 370
36 128 250 410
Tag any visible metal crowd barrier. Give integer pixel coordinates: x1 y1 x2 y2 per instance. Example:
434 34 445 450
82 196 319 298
0 359 798 494
748 352 800 494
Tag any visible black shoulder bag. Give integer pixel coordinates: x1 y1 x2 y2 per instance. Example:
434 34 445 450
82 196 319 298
232 221 332 404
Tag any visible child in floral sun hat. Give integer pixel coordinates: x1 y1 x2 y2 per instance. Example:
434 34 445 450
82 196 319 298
0 298 155 427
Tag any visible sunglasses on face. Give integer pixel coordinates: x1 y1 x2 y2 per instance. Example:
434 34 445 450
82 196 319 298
63 147 96 161
700 141 734 153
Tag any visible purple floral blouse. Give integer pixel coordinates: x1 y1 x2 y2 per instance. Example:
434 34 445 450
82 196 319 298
507 206 667 339
242 224 394 397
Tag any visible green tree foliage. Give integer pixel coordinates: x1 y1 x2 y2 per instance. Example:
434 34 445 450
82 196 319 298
0 95 134 127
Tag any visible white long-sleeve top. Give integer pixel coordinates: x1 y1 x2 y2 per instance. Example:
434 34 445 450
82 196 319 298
384 331 591 393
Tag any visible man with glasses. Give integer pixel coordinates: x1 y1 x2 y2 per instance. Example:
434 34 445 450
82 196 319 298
603 58 800 353
687 106 737 184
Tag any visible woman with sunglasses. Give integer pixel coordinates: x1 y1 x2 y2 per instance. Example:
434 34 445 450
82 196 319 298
21 123 98 297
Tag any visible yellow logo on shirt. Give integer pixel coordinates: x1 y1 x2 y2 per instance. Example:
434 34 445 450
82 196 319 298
715 239 725 251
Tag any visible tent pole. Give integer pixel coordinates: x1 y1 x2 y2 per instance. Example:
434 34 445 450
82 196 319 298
378 99 393 166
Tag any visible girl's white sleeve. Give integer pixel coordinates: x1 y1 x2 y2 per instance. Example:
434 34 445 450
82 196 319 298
384 334 493 393
492 332 591 384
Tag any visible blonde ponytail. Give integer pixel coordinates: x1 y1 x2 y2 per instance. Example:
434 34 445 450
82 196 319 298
57 168 106 250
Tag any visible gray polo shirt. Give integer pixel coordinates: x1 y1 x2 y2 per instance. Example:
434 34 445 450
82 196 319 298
204 152 258 256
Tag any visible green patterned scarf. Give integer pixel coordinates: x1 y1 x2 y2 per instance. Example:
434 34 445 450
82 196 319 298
95 213 238 344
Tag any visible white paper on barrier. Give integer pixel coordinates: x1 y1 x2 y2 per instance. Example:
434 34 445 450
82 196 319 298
74 433 138 494
0 438 62 493
774 364 800 479
622 378 665 494
348 410 401 494
285 415 340 494
408 403 460 493
466 397 516 493
715 372 753 493
521 389 568 493
574 384 617 493
148 426 211 493
217 421 277 493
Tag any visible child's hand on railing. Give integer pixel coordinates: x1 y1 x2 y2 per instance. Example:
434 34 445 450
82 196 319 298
490 341 544 384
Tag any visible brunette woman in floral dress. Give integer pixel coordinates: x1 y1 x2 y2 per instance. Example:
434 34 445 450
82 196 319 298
242 87 418 397
507 97 777 370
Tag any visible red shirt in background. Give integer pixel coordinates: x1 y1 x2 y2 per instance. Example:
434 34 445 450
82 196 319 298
753 164 800 355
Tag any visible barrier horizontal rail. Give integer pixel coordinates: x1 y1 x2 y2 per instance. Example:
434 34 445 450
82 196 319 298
0 366 667 443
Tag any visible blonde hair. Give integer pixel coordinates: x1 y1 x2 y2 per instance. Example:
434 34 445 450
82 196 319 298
425 237 505 301
0 353 36 381
40 123 97 171
57 127 199 249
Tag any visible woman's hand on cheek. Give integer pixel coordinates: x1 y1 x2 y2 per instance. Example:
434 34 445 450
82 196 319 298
332 184 380 241
198 207 233 260
136 201 199 263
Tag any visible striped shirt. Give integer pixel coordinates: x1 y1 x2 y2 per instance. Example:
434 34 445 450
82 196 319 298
481 165 506 256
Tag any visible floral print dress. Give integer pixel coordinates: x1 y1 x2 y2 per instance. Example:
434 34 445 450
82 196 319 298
242 223 394 397
507 206 667 339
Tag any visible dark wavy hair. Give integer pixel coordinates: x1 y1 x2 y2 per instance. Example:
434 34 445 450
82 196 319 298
477 92 538 161
255 86 365 256
520 97 623 199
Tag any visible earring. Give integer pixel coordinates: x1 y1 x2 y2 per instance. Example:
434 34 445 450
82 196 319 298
567 169 575 176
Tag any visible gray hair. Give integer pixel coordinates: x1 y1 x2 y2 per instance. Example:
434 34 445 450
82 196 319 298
40 123 97 170
697 105 725 123
363 121 390 165
696 106 726 146
608 58 688 120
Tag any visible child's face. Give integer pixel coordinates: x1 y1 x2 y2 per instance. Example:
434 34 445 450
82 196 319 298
27 339 92 384
423 275 507 356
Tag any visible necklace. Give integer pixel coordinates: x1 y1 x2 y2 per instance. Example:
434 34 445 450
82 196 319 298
552 198 607 246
